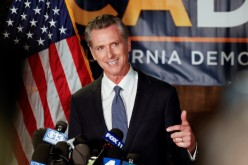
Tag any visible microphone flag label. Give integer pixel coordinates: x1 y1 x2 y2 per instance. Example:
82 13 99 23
104 131 124 149
30 161 46 165
43 128 68 145
121 161 137 165
103 157 121 165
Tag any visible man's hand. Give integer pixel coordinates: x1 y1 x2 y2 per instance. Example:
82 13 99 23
166 110 196 154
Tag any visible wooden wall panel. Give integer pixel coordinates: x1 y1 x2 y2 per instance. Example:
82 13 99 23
175 86 223 113
175 85 223 136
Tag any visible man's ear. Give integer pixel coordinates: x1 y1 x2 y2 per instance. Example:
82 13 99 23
127 38 131 52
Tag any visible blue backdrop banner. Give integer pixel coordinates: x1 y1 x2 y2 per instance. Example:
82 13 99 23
68 0 248 86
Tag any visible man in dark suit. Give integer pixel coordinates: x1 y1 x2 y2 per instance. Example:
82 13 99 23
68 14 197 165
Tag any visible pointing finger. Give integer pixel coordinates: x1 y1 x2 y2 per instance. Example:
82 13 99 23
181 110 189 126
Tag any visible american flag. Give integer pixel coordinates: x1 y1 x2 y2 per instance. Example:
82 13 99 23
2 0 93 164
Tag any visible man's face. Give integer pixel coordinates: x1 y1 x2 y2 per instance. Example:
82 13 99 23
89 24 131 81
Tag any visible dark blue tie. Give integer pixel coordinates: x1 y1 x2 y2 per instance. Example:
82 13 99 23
112 86 128 142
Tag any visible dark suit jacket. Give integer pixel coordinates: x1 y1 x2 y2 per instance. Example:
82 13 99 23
68 70 193 165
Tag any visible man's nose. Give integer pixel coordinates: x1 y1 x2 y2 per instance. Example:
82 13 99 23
106 46 114 58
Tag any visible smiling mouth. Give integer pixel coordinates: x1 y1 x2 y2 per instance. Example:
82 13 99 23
108 58 119 65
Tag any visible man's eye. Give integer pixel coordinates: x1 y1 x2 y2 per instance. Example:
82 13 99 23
96 46 103 51
113 43 119 47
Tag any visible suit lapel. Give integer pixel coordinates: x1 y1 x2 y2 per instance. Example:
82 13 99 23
124 71 153 147
91 75 108 132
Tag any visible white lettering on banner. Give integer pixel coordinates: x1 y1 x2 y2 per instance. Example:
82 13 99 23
221 52 235 65
132 50 181 64
238 52 248 65
192 51 219 65
191 51 204 65
191 51 248 65
147 50 159 63
132 50 144 63
198 0 248 27
131 49 248 66
168 51 181 64
207 51 218 65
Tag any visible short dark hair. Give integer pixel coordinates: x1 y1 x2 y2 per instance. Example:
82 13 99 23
84 14 130 47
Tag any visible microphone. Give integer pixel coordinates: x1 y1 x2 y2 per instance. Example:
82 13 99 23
55 121 67 133
31 121 68 165
30 143 50 165
32 128 47 150
72 144 91 165
43 121 68 145
93 128 124 165
32 121 68 149
103 128 124 149
71 134 91 165
67 134 88 149
121 153 140 165
127 153 140 165
73 134 88 146
102 146 123 165
48 141 70 165
86 149 99 165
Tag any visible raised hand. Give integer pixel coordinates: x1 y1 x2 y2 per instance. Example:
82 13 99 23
166 110 196 154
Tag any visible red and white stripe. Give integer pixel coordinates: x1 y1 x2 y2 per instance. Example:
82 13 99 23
13 36 93 164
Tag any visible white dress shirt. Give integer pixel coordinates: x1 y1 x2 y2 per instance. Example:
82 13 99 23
101 66 138 130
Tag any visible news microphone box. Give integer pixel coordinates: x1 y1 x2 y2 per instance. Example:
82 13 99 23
30 160 46 165
103 157 121 165
43 128 67 145
121 161 137 165
104 131 124 149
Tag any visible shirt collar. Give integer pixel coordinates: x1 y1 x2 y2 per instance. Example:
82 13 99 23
102 67 137 98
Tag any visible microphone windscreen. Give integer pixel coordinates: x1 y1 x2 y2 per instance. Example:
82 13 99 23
72 143 91 165
31 143 50 163
52 141 70 162
106 146 123 159
55 120 67 133
127 153 140 164
127 153 139 160
73 134 88 146
32 128 47 150
110 128 123 140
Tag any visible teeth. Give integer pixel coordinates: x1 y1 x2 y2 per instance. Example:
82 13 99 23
108 59 117 65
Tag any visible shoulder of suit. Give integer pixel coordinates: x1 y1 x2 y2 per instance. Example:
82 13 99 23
72 75 102 97
136 69 173 88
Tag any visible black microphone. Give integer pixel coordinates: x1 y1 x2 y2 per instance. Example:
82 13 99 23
127 153 140 165
43 121 68 146
47 121 68 164
48 141 70 165
93 128 124 165
32 121 68 150
30 143 50 164
121 153 140 165
73 134 88 146
72 144 91 165
102 146 124 165
55 121 67 133
71 134 91 165
32 128 47 150
31 121 68 165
